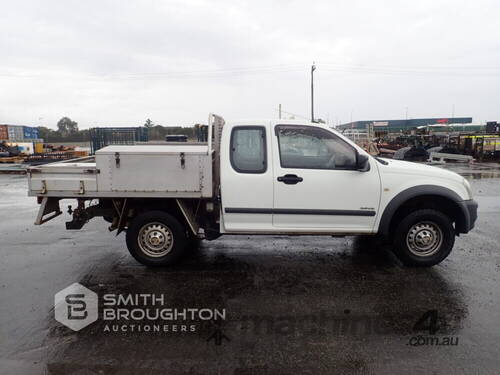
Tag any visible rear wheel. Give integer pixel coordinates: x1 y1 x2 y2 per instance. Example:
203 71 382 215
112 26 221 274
393 209 455 267
126 211 187 266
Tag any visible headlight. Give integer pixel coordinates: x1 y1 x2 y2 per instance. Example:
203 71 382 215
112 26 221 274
462 178 473 199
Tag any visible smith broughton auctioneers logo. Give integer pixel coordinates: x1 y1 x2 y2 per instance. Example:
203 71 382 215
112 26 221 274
54 282 226 333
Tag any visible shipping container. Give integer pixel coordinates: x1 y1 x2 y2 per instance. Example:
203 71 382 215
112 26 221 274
7 125 24 141
23 126 32 139
0 125 8 140
22 126 40 139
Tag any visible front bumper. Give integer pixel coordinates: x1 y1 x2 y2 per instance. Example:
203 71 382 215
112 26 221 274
457 199 478 234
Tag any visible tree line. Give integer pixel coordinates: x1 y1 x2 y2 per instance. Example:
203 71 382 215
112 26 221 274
38 117 199 142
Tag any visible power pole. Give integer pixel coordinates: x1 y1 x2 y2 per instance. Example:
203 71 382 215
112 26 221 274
311 62 316 122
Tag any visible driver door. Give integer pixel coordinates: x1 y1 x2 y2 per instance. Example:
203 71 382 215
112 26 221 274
272 124 380 232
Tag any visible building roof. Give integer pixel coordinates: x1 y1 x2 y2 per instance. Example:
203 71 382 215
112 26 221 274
337 117 472 130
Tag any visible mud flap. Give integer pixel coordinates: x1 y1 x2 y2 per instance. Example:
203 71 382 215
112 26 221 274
176 199 199 236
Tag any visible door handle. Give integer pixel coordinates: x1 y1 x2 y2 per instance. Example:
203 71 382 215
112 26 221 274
277 174 303 185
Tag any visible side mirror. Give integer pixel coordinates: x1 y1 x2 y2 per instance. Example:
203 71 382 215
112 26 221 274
356 152 370 172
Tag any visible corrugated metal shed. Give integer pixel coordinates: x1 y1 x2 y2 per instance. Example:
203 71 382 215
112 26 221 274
337 117 473 130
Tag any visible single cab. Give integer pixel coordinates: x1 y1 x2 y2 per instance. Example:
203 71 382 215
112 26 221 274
27 114 477 267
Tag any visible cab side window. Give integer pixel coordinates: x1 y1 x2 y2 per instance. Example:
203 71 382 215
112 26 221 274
230 126 267 173
276 125 356 170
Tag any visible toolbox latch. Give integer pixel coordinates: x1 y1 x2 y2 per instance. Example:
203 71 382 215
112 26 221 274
79 180 85 195
180 152 185 169
115 152 120 168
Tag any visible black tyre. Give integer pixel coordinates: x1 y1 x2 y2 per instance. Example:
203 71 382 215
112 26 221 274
393 209 455 267
126 211 187 267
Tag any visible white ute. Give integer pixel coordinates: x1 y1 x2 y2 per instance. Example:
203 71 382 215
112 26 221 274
27 114 478 267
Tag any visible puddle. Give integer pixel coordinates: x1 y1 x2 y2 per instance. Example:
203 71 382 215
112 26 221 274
429 162 500 179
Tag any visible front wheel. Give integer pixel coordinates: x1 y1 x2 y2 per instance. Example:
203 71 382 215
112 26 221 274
126 211 187 267
393 209 455 267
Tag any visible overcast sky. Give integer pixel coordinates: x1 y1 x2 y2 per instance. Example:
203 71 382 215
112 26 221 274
1 0 499 129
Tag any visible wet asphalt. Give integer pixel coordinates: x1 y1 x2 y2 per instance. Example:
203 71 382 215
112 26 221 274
0 163 499 374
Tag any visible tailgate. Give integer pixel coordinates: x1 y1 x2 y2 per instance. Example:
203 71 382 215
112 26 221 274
28 157 98 196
